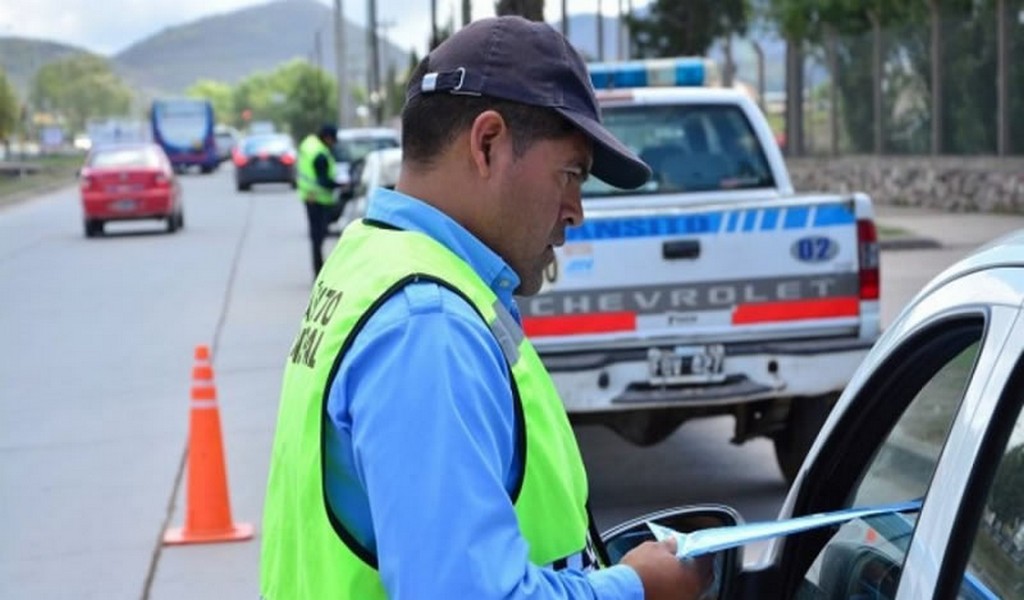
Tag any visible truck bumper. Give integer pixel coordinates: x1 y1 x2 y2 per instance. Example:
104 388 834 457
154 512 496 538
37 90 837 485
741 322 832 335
538 337 874 412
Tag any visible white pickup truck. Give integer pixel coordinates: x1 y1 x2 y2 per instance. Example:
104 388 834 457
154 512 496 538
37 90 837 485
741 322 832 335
519 58 881 482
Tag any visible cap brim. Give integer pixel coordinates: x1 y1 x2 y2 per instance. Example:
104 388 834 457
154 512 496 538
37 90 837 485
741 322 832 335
556 108 651 190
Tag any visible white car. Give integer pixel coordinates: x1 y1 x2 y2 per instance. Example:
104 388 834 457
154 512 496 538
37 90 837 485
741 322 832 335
332 127 400 192
337 146 402 228
603 228 1024 599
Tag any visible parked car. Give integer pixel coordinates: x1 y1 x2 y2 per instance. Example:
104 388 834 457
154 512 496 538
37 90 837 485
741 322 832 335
332 127 399 195
602 229 1024 599
213 125 240 163
78 142 183 237
336 146 402 228
233 133 297 191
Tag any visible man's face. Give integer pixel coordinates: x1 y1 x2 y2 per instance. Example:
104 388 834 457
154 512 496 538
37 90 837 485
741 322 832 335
493 131 590 296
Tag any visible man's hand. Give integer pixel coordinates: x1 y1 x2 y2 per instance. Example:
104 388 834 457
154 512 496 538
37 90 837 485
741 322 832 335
620 538 714 600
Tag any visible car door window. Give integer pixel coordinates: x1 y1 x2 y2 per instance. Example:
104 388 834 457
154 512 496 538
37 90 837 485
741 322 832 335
959 396 1024 598
796 330 982 600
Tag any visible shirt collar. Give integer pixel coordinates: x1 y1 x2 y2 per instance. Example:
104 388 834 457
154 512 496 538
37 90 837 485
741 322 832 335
364 188 522 311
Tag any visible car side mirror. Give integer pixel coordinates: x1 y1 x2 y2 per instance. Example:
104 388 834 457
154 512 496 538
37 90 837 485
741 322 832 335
600 505 743 599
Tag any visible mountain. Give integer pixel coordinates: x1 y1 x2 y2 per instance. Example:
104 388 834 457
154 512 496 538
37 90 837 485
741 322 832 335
2 1 802 108
0 36 95 96
113 0 409 96
1 0 411 101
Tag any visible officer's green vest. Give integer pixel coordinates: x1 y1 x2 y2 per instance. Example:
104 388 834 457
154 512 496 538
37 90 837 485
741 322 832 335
297 134 337 205
260 220 592 599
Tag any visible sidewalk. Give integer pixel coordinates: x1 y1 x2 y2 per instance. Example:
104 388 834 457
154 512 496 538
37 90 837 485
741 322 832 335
874 204 1024 251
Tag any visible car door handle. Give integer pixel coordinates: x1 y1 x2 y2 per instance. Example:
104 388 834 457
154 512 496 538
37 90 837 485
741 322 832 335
663 239 701 260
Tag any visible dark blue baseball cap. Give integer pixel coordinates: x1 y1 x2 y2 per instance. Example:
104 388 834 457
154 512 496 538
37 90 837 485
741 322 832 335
409 16 651 190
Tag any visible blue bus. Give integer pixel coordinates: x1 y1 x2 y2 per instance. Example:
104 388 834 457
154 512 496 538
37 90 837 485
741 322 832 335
150 98 219 173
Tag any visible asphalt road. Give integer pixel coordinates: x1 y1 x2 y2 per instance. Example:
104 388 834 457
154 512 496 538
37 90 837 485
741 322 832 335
1 169 1021 599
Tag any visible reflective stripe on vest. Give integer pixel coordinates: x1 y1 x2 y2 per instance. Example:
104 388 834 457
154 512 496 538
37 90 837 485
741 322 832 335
260 220 591 599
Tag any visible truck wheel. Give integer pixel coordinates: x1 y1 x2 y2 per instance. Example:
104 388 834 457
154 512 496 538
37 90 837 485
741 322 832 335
773 393 838 484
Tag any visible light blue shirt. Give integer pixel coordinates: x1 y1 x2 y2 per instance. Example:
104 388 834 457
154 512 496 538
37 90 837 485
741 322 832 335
323 187 643 599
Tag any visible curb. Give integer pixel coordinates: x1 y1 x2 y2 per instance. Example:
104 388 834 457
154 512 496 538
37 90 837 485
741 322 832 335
0 180 76 211
879 236 943 251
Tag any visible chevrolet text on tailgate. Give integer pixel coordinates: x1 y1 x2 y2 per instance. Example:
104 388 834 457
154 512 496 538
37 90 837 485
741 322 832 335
520 58 881 482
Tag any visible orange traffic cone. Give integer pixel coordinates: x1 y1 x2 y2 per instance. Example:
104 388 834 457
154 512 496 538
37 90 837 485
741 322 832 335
164 344 254 545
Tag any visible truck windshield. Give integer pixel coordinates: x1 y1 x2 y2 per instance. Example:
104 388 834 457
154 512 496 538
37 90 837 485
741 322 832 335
583 104 776 197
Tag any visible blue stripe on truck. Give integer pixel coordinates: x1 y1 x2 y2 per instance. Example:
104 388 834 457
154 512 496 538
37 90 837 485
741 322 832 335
567 204 854 241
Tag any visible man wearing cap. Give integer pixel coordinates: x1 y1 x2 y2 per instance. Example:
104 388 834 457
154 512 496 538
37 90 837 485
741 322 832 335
262 16 710 600
296 123 340 276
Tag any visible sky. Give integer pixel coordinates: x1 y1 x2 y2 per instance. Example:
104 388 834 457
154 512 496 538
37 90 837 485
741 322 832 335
0 0 648 57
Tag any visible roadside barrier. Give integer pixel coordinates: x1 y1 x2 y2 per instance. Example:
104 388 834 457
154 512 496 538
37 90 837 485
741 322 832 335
164 344 254 545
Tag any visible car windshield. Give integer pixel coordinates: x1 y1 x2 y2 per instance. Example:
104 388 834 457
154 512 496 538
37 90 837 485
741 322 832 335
88 146 160 168
243 135 293 155
582 104 776 198
335 136 399 163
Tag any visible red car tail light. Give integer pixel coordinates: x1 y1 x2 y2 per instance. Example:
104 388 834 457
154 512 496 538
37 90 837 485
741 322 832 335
154 172 171 187
233 149 248 167
79 171 96 191
280 152 296 166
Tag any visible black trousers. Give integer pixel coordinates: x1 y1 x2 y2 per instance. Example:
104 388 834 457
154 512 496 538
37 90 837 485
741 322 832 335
304 201 333 276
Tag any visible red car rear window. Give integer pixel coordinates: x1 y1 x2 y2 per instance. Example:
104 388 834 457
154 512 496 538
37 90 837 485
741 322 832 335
89 147 161 168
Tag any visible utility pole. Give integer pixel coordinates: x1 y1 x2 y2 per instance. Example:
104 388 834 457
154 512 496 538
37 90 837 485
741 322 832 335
597 0 604 61
617 0 626 60
462 0 471 26
996 0 1008 156
561 0 568 38
333 0 348 127
367 0 381 125
430 0 438 48
314 29 323 71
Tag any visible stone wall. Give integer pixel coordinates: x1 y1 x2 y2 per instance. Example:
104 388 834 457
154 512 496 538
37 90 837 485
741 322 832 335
787 156 1024 213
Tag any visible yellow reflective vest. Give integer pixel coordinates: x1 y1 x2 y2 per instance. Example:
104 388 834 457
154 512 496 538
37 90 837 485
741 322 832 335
261 220 594 599
296 134 337 205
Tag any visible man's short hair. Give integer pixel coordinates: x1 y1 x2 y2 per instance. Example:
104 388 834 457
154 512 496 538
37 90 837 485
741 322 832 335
318 124 338 140
398 16 650 189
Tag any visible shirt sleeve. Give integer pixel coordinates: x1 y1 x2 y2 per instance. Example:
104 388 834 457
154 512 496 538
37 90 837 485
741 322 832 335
313 152 338 190
340 282 644 600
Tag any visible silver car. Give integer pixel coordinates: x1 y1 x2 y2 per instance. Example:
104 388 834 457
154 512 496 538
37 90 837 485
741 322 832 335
603 229 1024 598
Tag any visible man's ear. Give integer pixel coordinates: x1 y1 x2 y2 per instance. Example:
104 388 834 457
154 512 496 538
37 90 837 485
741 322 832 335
468 110 508 178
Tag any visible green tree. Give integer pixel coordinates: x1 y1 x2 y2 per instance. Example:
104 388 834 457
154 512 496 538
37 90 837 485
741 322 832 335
0 68 20 147
29 54 132 133
495 0 544 21
628 0 747 58
186 79 235 126
275 60 338 139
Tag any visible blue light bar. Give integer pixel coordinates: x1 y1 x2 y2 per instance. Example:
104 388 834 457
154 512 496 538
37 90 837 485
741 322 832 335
588 58 708 90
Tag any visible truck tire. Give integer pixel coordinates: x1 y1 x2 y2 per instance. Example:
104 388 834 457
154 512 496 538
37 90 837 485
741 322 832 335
773 393 838 484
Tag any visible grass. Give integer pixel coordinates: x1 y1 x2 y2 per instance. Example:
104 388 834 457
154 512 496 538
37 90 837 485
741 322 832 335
0 153 84 209
877 224 911 239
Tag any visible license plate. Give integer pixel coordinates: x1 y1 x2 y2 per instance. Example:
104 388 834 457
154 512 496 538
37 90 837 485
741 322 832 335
647 344 726 385
111 199 138 211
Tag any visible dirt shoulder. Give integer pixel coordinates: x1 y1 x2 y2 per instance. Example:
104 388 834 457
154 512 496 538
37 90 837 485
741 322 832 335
0 154 83 211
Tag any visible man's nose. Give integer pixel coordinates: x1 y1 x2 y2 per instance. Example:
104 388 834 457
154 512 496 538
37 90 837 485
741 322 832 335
563 191 584 227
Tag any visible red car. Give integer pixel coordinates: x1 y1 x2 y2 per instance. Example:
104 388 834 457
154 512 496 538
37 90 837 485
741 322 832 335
79 143 184 237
